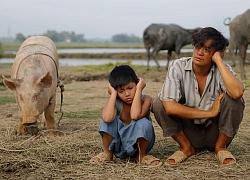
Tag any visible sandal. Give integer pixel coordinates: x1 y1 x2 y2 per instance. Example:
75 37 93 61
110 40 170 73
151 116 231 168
215 150 236 165
140 155 162 167
90 152 113 164
164 150 188 166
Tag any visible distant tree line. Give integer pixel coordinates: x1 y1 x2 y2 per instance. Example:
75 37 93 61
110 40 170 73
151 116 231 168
15 30 85 43
14 31 142 44
111 34 143 43
0 42 3 57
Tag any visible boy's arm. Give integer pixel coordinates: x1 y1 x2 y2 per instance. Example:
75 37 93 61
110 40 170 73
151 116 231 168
130 78 152 120
101 83 117 123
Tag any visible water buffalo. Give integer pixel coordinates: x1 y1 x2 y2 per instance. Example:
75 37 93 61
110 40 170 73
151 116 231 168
143 23 200 71
2 36 60 136
224 9 250 80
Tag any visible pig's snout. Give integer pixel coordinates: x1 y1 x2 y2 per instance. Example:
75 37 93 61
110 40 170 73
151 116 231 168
21 109 40 125
25 122 39 136
22 117 37 125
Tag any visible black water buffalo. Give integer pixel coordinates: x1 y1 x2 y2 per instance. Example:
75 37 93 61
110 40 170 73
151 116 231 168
143 23 200 71
224 9 250 80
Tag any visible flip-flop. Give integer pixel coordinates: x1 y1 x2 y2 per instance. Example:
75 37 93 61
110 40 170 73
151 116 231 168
90 152 113 164
215 150 236 165
164 150 188 166
140 155 163 167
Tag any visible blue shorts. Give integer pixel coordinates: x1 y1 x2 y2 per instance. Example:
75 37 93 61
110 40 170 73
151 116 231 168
98 117 155 159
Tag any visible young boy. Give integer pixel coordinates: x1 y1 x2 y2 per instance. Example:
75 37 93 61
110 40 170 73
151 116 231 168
90 65 162 167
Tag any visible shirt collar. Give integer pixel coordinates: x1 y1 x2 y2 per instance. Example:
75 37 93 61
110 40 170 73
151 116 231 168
184 57 215 72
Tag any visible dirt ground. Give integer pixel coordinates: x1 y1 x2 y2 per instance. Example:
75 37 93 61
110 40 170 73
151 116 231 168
0 60 250 180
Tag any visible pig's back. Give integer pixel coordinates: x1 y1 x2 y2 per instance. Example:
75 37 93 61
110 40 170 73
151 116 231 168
11 36 58 79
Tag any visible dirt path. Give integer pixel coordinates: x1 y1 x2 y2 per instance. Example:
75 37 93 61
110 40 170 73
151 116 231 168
0 62 250 179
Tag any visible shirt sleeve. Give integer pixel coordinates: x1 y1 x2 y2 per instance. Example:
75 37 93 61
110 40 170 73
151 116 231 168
159 63 182 102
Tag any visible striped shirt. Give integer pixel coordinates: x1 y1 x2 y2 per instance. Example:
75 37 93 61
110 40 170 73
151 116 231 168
159 57 237 125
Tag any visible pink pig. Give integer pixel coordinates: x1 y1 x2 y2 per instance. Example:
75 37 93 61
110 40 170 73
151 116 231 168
2 36 60 136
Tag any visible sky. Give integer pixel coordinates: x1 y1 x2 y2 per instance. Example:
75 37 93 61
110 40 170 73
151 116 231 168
0 0 249 40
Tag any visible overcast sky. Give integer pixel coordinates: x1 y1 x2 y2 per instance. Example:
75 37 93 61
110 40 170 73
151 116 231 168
0 0 249 40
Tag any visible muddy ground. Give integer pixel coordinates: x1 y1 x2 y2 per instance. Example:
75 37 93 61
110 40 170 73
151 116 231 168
0 58 250 180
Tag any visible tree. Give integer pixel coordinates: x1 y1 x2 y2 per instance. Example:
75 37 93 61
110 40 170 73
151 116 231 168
42 30 85 43
0 42 3 57
15 33 26 43
111 33 142 43
43 30 60 42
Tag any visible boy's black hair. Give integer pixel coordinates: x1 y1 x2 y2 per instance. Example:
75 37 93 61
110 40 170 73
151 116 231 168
192 27 229 51
109 65 138 89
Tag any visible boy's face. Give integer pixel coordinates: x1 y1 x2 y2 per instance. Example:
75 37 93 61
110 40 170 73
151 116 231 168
116 81 137 105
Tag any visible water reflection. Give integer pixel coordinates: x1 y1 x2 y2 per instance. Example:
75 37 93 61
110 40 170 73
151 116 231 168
4 48 194 55
0 58 169 66
57 48 194 54
4 48 250 55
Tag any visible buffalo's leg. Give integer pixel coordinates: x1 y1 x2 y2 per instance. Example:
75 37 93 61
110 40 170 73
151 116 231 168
166 51 172 70
229 48 236 67
239 46 247 80
152 49 161 71
146 47 151 71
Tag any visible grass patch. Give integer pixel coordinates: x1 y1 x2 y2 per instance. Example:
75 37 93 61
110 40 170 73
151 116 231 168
55 43 144 49
0 86 8 91
2 42 145 51
243 81 250 88
0 96 16 105
2 42 194 50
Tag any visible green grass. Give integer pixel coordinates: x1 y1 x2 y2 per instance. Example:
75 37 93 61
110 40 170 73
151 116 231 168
55 43 145 49
2 42 145 51
243 81 250 88
0 96 16 105
1 42 195 51
0 86 8 91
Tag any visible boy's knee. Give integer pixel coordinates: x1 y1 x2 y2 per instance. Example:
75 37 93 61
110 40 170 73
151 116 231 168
136 117 152 127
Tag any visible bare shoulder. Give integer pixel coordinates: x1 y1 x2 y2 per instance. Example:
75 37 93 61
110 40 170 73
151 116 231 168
143 94 152 102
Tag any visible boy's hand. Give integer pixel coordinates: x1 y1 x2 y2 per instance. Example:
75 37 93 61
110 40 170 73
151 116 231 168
137 77 146 91
108 83 117 95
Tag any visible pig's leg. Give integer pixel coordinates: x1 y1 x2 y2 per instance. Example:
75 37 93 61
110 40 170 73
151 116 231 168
40 112 46 126
17 115 26 135
44 95 58 136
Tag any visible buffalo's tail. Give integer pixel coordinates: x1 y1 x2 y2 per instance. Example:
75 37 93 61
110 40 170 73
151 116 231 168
223 17 231 26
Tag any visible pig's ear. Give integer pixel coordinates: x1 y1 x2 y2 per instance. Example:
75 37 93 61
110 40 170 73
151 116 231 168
39 72 52 88
2 75 20 91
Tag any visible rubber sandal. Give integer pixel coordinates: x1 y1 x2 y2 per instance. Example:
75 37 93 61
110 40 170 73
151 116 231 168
164 150 188 166
90 152 113 164
140 155 162 167
215 150 236 165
